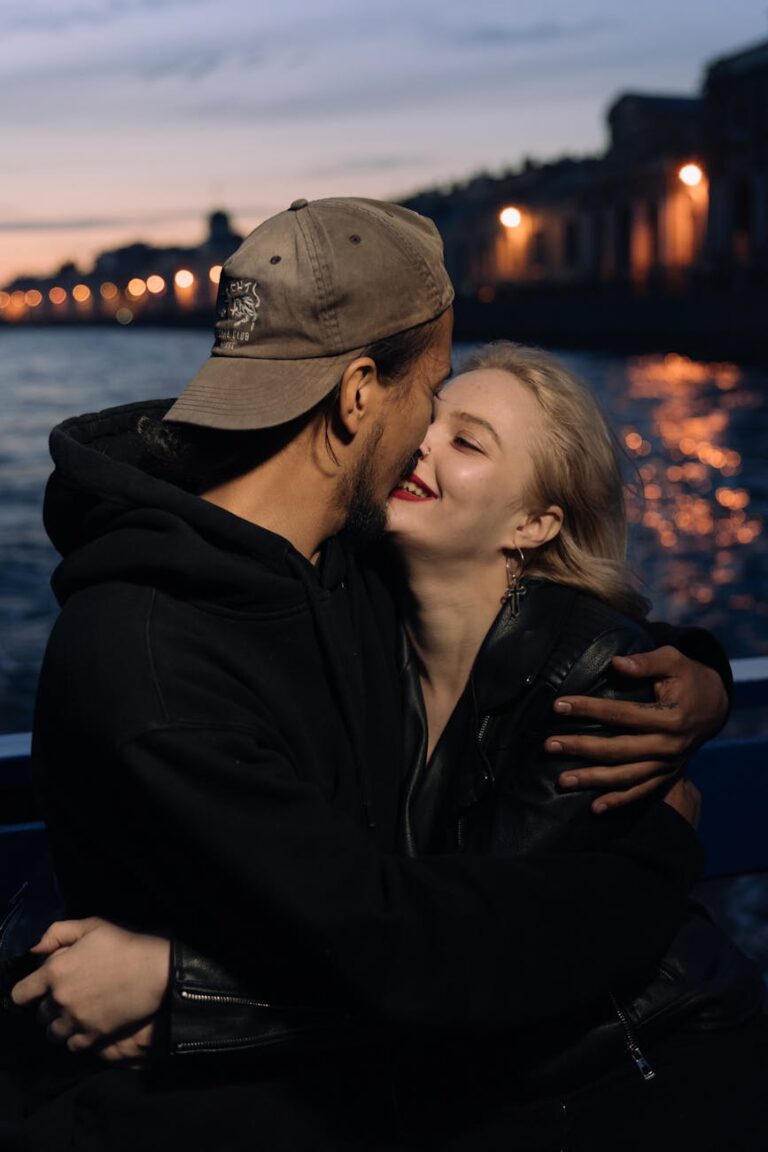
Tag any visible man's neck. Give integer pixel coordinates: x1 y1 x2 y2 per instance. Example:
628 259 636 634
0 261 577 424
202 430 343 561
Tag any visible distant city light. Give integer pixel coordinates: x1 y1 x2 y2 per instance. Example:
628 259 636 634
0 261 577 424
127 278 147 298
146 275 165 294
499 207 522 229
11 291 25 307
174 269 195 289
115 307 133 325
25 289 43 307
679 163 704 187
49 287 67 305
100 282 118 301
0 291 9 308
209 265 222 285
72 284 91 303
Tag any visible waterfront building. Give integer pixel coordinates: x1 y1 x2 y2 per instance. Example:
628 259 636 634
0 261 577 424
0 211 242 325
402 36 768 304
703 39 768 282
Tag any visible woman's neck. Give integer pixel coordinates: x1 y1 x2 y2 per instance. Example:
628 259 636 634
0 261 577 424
401 547 508 712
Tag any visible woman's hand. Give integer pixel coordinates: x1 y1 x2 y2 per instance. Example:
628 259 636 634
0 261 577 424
548 646 728 813
11 917 170 1058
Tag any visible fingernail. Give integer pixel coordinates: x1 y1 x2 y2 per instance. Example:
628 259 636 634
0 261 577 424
554 700 572 714
561 775 579 788
614 656 636 670
546 740 564 753
593 802 608 814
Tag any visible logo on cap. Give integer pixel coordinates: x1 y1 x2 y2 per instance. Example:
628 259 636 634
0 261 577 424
215 277 262 350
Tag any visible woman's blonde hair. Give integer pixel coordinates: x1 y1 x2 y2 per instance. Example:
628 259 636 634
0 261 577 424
462 341 650 619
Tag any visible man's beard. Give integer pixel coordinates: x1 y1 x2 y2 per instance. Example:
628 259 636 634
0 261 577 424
341 425 421 546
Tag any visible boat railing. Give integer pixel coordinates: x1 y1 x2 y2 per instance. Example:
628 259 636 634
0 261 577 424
2 657 768 910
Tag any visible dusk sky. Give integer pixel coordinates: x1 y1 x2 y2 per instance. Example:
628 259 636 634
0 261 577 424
2 0 764 284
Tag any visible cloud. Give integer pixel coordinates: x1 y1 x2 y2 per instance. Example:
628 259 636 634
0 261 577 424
302 154 432 178
3 0 206 35
434 15 621 49
0 210 203 232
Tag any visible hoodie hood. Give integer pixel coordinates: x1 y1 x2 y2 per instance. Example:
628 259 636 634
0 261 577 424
44 398 345 611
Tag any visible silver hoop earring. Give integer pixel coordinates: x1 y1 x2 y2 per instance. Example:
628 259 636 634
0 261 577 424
501 547 527 616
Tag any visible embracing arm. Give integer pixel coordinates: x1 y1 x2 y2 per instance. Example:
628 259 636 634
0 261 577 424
464 619 707 858
551 626 730 811
20 713 703 1057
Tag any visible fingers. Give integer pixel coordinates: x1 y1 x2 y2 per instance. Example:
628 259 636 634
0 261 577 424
46 1012 80 1045
31 918 105 956
590 776 671 814
34 995 80 1045
547 730 684 763
98 1044 145 1066
559 760 677 794
611 646 685 679
97 1023 154 1065
11 966 51 1007
66 1032 95 1054
551 696 683 737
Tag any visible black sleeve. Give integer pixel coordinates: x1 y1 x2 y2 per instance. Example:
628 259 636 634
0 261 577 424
72 719 702 1043
647 620 733 713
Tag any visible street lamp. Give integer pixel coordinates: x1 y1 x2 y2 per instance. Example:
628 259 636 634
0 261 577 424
678 163 704 188
499 206 522 228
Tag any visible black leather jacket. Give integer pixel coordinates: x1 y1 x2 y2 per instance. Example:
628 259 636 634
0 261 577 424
160 580 763 1078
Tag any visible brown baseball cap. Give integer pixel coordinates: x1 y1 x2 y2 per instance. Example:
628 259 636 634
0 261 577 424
164 197 454 430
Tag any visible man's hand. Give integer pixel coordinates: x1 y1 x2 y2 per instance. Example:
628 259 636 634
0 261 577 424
549 646 728 813
663 777 702 830
11 918 170 1060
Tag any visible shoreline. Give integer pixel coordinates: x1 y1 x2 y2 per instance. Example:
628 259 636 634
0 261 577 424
3 285 767 368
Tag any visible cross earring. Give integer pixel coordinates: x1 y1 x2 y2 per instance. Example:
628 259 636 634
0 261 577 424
501 548 527 616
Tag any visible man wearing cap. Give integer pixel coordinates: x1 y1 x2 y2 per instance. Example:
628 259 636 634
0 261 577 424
12 198 721 1150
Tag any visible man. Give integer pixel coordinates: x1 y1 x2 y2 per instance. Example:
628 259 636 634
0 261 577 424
7 198 724 1150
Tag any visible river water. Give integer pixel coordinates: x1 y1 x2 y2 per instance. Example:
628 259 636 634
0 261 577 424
1 326 766 734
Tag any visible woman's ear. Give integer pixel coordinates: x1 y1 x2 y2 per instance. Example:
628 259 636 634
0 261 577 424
337 357 379 436
512 505 563 551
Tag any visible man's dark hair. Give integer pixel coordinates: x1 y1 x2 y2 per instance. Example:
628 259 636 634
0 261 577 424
138 311 445 493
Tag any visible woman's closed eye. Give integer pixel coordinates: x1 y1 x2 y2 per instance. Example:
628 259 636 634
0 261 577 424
454 435 483 452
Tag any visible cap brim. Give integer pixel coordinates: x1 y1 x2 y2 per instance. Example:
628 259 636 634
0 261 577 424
163 349 365 431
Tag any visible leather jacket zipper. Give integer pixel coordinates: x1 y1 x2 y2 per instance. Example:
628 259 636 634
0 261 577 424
175 1034 276 1053
477 714 491 747
609 992 656 1080
180 989 274 1009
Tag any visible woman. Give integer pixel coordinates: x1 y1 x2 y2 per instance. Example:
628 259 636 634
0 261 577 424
9 344 765 1150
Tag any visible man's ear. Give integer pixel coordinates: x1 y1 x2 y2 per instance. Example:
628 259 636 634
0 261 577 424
337 357 380 436
510 505 563 551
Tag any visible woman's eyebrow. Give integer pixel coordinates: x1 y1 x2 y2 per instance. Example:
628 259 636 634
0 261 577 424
450 410 502 450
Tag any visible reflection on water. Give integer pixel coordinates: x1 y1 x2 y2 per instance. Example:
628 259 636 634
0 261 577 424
593 351 766 654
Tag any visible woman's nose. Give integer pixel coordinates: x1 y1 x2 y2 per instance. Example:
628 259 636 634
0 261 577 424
418 435 432 460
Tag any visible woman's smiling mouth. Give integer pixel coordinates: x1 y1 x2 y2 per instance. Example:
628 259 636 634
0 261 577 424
391 472 437 501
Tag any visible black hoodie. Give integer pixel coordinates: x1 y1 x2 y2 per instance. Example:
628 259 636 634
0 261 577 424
33 399 703 1038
